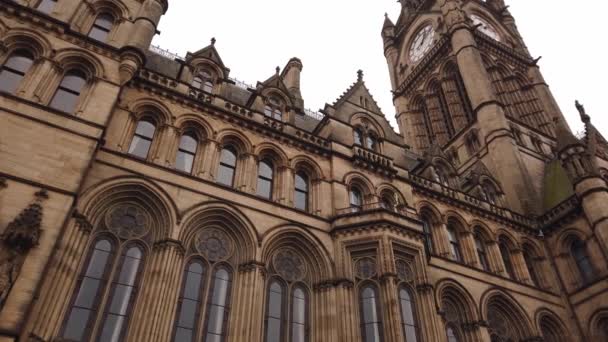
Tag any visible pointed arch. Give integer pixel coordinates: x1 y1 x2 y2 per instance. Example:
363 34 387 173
470 221 496 241
261 225 333 284
444 211 470 232
536 308 569 342
416 201 442 223
179 201 259 263
376 183 407 206
435 279 479 324
589 309 608 341
481 289 534 340
78 176 178 242
350 112 386 140
89 0 129 19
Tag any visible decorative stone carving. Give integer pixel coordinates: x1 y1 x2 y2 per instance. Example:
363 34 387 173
195 229 233 262
488 308 516 341
0 177 7 190
355 257 377 279
396 259 413 282
273 249 306 282
105 205 150 240
0 189 47 311
73 210 92 233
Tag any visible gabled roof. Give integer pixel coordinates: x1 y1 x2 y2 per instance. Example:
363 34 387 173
333 70 383 116
185 38 228 71
256 67 295 102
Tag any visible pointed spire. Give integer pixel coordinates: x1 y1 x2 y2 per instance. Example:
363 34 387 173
357 69 364 83
383 13 395 30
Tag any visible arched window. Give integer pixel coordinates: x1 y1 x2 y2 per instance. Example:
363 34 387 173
218 146 237 187
97 245 144 342
481 182 498 205
447 225 462 262
522 247 540 286
360 284 383 342
62 239 115 341
291 286 307 342
398 287 419 342
257 159 274 199
433 166 450 187
202 267 232 342
0 50 34 93
349 187 363 211
264 280 285 342
421 214 434 255
193 70 214 93
499 238 515 279
354 128 363 146
380 194 395 211
264 96 284 121
128 119 156 159
50 69 87 113
446 325 460 342
294 172 309 212
474 232 489 271
571 239 594 284
172 260 206 342
88 13 115 42
37 0 57 13
366 134 378 151
176 133 198 173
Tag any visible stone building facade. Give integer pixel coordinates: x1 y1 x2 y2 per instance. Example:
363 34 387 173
0 0 607 341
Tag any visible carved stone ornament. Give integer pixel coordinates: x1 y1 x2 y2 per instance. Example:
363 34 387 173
105 205 150 240
273 249 306 282
396 259 413 282
355 257 377 279
195 229 233 262
442 300 460 323
488 308 516 341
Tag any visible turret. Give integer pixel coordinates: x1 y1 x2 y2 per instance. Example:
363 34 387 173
280 57 304 109
381 13 399 90
119 0 168 84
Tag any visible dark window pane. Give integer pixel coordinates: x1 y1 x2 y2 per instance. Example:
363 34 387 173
258 160 273 178
295 191 308 211
350 188 362 207
5 53 34 72
108 284 133 315
206 305 225 334
178 299 198 328
128 136 152 158
179 135 198 153
268 288 283 318
183 271 203 300
95 14 114 29
74 278 102 308
89 27 110 42
266 318 281 342
295 173 308 191
176 152 195 173
174 327 193 342
50 89 80 113
63 307 92 341
84 247 111 278
61 72 87 92
354 129 363 145
117 255 141 285
37 0 56 13
364 324 381 342
0 69 24 93
217 165 235 187
500 241 514 278
135 120 156 138
257 179 272 199
220 148 237 166
98 314 125 342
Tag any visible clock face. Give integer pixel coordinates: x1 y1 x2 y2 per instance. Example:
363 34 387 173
470 14 500 41
409 25 435 63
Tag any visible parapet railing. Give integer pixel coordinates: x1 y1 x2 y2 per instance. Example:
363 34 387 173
149 45 184 60
335 202 417 220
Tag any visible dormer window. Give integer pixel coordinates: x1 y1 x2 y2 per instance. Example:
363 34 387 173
353 126 379 151
480 181 498 205
264 96 283 121
433 166 449 187
192 70 214 93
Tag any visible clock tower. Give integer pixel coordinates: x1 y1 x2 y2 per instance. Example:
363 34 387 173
383 0 568 214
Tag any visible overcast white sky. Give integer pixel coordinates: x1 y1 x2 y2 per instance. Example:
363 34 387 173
153 0 607 136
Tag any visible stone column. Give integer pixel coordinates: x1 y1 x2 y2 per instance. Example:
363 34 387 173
511 248 530 283
128 240 185 341
416 283 443 342
439 0 538 214
575 177 608 257
436 222 452 258
460 231 478 267
312 283 339 342
28 212 92 340
152 124 177 167
380 275 401 342
335 281 358 342
278 165 294 206
229 262 266 342
312 179 324 216
199 139 219 180
236 153 256 193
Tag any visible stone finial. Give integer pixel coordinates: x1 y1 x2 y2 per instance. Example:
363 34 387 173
575 100 590 123
275 66 280 75
211 37 216 46
357 69 364 82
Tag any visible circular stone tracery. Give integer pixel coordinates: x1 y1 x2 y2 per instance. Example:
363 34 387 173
195 229 233 262
355 257 377 279
396 259 413 282
105 205 150 239
273 249 306 282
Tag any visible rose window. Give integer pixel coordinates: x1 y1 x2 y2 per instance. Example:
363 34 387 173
195 229 233 262
105 205 149 239
273 249 306 282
